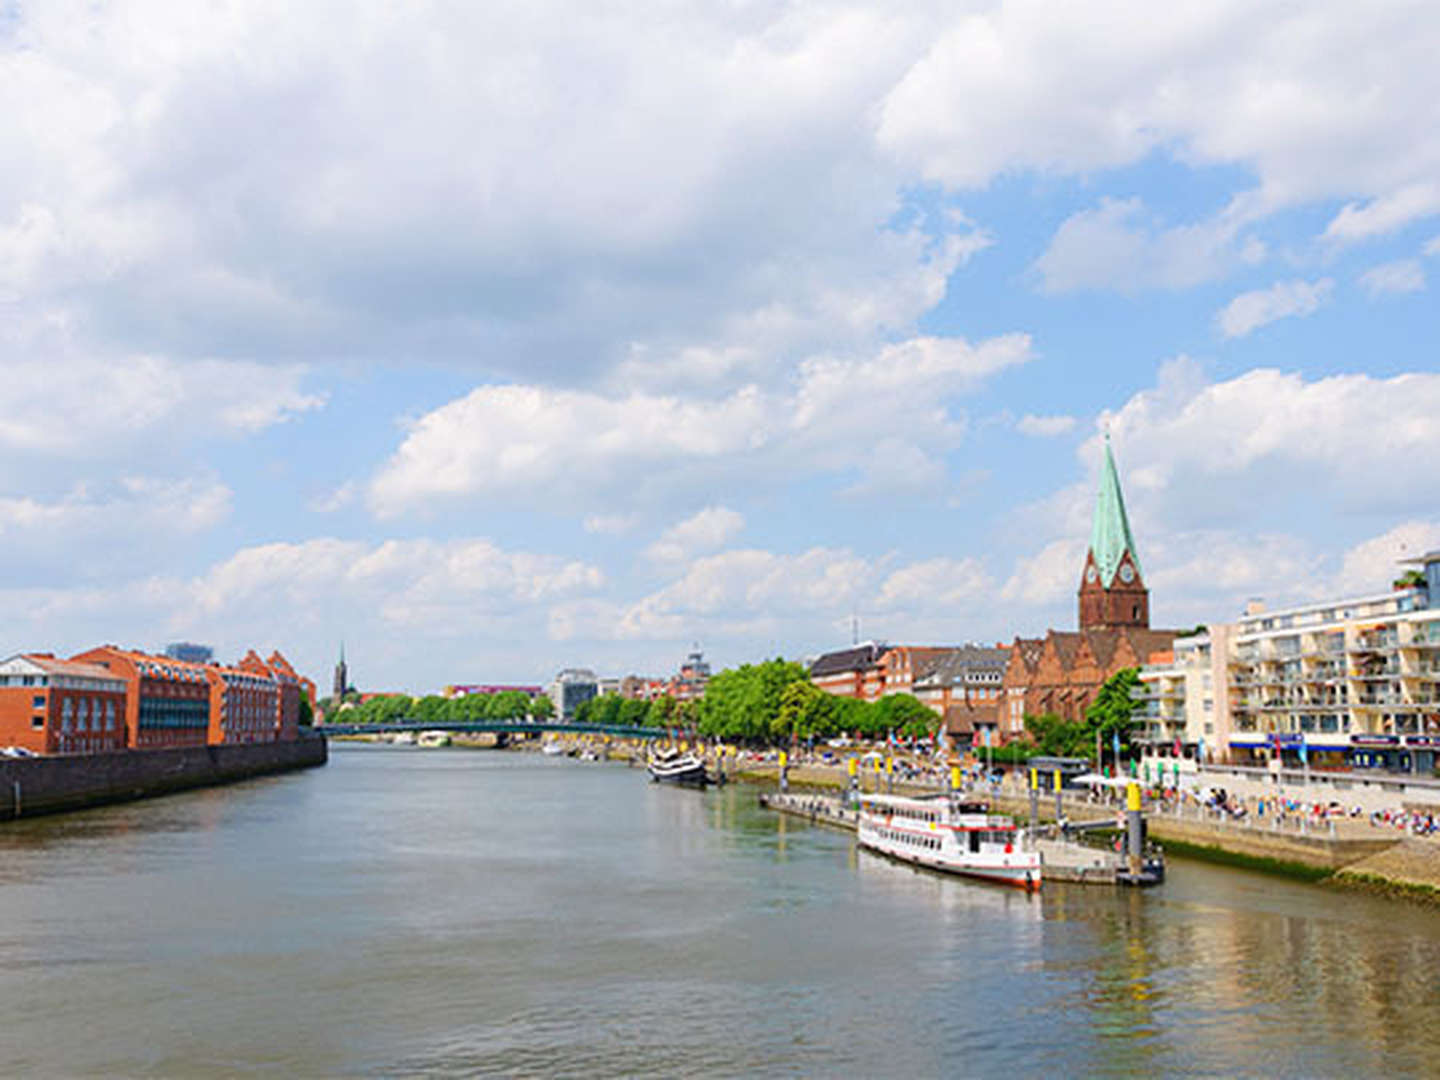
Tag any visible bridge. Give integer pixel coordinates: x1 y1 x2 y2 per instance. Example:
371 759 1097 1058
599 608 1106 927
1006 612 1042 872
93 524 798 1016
318 720 670 741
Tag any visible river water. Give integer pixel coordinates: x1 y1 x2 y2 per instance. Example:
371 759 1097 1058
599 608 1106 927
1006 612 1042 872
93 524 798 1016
3 745 1439 1077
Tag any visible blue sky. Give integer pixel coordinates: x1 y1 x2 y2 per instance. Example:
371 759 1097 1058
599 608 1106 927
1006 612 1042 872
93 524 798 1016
3 1 1439 692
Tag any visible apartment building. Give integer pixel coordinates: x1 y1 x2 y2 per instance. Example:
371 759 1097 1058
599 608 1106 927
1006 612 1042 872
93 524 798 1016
1133 624 1233 760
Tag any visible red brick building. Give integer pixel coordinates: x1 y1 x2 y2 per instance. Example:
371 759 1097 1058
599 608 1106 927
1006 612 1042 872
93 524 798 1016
206 661 281 745
72 646 213 750
1000 439 1176 740
0 654 128 755
237 649 304 742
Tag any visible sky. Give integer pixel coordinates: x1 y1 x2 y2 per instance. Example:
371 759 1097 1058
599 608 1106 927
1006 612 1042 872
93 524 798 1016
3 1 1439 693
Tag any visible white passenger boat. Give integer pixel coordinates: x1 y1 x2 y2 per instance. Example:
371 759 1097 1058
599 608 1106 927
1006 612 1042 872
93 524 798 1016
541 741 568 757
647 747 710 786
856 792 1041 891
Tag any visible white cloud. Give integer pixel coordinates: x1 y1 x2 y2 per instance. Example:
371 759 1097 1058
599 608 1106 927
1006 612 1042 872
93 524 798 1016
1359 259 1426 297
1000 539 1088 610
0 353 324 457
0 476 230 540
1323 184 1440 246
1033 197 1259 294
1098 357 1440 521
308 482 357 514
878 4 1440 214
1 534 608 691
1333 521 1440 598
367 332 1032 514
1017 414 1077 438
582 514 639 536
644 507 746 565
876 558 992 610
1215 278 1333 339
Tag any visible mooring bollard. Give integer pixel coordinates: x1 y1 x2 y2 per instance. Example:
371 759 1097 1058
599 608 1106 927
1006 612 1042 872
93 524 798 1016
1126 782 1143 878
1029 767 1039 833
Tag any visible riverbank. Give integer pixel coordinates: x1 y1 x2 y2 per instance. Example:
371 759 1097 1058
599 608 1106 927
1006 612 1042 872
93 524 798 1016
0 735 328 821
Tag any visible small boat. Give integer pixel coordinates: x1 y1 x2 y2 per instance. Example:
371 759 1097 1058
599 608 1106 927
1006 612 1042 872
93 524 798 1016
856 792 1041 891
418 731 451 748
541 741 568 757
647 747 710 786
392 731 417 746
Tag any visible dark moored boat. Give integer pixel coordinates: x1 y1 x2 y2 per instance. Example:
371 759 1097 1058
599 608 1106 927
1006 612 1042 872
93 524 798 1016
647 748 710 786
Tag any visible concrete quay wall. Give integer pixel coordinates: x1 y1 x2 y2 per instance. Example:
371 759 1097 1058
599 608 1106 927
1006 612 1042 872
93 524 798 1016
1142 814 1395 872
0 735 328 821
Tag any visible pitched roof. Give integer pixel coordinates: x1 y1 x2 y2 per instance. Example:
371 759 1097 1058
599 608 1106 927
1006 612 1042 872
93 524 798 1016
943 701 998 735
808 643 888 677
1088 436 1142 587
914 646 1011 688
2 654 123 682
1048 632 1082 668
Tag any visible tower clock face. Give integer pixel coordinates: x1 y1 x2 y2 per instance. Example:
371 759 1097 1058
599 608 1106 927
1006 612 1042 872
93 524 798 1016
1086 565 1098 584
1119 563 1135 583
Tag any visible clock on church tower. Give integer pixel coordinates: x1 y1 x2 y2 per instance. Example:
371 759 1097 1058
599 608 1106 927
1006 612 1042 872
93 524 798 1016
1078 438 1150 631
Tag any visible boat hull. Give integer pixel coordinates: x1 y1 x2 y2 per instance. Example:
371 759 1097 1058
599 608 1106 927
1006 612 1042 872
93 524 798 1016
858 835 1042 891
648 763 710 786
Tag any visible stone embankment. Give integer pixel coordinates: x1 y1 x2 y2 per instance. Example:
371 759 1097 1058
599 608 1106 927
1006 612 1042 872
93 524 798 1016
0 735 328 821
1332 840 1440 904
744 761 1440 899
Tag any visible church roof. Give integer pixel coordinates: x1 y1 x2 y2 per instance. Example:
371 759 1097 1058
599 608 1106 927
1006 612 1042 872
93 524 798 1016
1089 436 1141 587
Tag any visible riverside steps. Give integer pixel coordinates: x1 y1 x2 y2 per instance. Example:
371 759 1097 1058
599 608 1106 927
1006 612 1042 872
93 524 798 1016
0 734 327 821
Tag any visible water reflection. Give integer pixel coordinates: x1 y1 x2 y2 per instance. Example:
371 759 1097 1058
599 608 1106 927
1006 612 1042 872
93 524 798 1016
2 746 1439 1078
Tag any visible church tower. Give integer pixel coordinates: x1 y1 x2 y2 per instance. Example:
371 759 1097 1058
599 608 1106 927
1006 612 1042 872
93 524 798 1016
333 642 349 700
1078 436 1149 630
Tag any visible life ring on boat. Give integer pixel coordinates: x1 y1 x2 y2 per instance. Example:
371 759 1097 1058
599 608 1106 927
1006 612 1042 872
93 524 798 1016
1005 842 1013 854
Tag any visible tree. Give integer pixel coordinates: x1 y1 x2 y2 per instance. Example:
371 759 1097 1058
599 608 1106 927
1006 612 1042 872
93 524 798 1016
1085 667 1143 758
529 694 555 721
645 695 676 728
619 698 649 727
873 694 936 739
697 658 809 741
589 693 622 727
298 695 314 727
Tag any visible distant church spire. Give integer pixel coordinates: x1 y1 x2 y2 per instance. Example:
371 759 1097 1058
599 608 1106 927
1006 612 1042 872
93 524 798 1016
333 642 349 699
1079 436 1149 630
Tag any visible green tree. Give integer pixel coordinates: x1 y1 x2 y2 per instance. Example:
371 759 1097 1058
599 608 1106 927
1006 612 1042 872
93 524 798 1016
645 694 676 728
529 694 555 721
618 698 649 727
698 658 808 741
487 690 530 721
589 693 622 726
298 695 314 727
414 695 448 725
1085 667 1142 752
873 694 936 739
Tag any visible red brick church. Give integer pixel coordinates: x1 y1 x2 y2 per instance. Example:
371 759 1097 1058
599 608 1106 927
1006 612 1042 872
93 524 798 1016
997 438 1175 740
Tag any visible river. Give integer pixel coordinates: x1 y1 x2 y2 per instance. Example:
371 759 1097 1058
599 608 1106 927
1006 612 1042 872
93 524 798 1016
2 744 1438 1077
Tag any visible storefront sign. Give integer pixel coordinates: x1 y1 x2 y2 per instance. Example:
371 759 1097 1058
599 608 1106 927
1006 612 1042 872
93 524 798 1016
1350 734 1401 747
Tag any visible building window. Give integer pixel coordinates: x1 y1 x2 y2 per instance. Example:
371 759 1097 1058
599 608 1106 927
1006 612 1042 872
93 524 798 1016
32 694 44 709
31 714 43 729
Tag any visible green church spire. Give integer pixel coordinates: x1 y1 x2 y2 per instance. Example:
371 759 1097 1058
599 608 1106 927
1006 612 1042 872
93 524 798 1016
1089 435 1140 587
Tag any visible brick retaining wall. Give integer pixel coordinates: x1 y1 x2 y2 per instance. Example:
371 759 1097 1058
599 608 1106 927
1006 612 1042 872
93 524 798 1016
0 735 328 821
